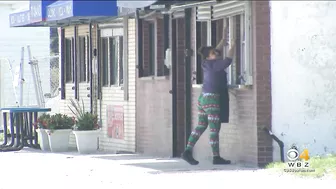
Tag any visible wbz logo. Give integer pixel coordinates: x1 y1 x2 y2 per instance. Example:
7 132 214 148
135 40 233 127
287 161 310 168
286 145 310 168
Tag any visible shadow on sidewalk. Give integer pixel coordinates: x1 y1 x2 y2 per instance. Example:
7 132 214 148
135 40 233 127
14 149 259 174
92 154 258 174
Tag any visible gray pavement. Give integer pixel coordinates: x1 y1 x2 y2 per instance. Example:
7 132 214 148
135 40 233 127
0 148 334 189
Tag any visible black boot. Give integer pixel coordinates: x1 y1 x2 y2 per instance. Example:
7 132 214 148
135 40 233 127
213 156 231 165
181 150 199 165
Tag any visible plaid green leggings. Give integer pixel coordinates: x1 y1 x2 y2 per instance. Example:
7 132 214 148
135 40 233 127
186 93 221 156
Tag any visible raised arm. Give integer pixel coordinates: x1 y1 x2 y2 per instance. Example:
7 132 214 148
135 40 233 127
212 40 236 71
215 25 228 51
215 38 226 51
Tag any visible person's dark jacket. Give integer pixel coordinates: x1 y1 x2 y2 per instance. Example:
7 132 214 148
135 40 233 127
202 57 232 123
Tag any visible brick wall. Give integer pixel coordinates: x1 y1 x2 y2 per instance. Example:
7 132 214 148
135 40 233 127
253 1 272 167
136 16 173 156
136 2 271 165
191 1 271 167
191 63 257 165
136 78 172 156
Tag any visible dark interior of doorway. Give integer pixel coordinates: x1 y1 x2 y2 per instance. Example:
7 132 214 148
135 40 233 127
172 8 192 157
171 17 186 157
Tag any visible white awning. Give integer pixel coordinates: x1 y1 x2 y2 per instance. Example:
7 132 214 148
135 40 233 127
117 1 157 9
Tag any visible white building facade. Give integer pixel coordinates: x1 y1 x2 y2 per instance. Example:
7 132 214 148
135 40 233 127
271 1 336 159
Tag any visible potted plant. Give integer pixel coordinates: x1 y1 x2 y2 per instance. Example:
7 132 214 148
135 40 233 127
69 99 100 154
45 113 74 152
34 113 51 151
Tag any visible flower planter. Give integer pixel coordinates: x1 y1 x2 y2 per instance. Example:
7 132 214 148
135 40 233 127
36 129 50 151
46 129 71 152
73 130 100 154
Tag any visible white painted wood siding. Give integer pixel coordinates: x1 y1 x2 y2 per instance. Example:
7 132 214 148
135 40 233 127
98 19 136 152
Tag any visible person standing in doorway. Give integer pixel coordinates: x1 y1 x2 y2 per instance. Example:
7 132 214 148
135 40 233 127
182 32 236 165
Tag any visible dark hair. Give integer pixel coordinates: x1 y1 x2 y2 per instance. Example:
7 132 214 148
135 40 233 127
198 46 221 58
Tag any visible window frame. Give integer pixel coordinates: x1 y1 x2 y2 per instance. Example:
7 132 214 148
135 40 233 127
118 36 124 86
195 21 208 84
194 13 252 86
109 37 118 85
100 37 109 87
86 35 90 83
65 37 74 83
139 19 155 77
78 36 87 83
100 34 124 87
138 16 169 78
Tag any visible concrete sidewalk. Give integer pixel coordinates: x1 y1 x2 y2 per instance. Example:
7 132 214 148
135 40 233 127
0 148 334 189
